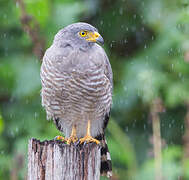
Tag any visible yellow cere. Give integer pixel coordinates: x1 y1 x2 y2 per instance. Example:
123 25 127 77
86 31 100 42
79 30 100 42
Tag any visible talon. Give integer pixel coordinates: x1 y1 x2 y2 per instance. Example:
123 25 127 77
80 120 100 144
80 135 100 144
79 120 100 144
67 124 78 145
67 136 78 145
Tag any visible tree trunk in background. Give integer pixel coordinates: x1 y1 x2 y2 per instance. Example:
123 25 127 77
15 0 46 60
151 98 164 180
28 138 101 180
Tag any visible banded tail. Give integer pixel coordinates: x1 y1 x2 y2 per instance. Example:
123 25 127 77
96 134 112 178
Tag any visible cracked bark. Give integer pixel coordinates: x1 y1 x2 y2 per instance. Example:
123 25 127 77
28 138 101 180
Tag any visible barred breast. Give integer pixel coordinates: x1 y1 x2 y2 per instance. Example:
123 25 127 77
40 46 112 138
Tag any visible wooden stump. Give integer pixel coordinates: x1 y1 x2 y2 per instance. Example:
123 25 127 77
28 138 101 180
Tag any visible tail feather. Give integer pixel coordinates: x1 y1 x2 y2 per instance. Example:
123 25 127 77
96 134 112 178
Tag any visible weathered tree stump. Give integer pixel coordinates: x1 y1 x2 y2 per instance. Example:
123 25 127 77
28 138 101 180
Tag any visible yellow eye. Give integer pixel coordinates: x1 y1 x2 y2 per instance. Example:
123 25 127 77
80 31 87 37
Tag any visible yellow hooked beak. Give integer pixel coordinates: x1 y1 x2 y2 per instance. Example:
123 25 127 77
86 31 104 45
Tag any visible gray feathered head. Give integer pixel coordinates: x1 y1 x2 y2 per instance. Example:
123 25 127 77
53 22 104 47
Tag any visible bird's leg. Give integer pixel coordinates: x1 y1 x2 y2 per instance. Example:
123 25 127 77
67 125 78 144
79 120 100 144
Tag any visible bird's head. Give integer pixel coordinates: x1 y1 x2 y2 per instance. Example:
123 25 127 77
78 29 104 45
53 22 104 48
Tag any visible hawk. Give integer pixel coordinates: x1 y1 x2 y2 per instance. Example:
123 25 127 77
40 22 113 177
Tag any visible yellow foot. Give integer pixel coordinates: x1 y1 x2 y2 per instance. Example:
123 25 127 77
55 136 66 142
79 135 100 144
67 136 78 145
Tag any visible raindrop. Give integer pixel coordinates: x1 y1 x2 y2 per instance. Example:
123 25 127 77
144 124 146 130
177 24 181 29
137 91 141 97
124 86 128 92
110 41 115 48
158 13 161 18
119 7 123 15
125 126 129 132
16 2 19 8
133 14 137 19
169 123 172 128
177 48 181 53
131 26 136 32
144 44 147 49
34 112 38 118
10 96 14 103
0 151 4 155
132 119 136 128
10 130 15 137
25 99 29 104
3 14 7 19
168 48 173 55
10 113 13 118
100 20 103 25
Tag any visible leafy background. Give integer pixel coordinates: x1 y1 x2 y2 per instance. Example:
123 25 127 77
0 0 189 179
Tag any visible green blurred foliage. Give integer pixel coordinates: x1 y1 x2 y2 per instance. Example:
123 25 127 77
135 146 183 180
0 0 189 179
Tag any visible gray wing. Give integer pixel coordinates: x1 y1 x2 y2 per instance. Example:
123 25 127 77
100 48 113 130
96 48 113 178
103 50 113 93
